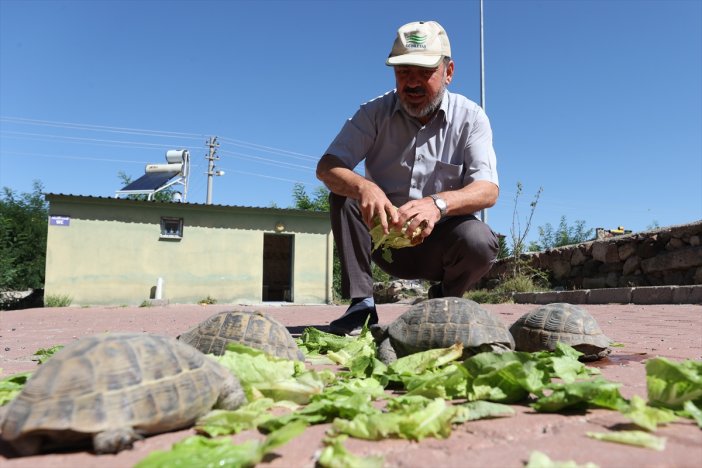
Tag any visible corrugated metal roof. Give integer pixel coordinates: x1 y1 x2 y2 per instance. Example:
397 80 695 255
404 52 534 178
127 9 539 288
44 193 329 217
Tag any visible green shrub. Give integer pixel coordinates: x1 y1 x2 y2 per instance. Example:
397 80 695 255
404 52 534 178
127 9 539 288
198 296 217 305
44 294 73 307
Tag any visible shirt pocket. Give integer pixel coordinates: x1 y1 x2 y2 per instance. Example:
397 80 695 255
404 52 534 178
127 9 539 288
432 160 464 192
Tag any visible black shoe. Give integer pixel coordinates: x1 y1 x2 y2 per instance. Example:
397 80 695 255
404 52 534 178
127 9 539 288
428 283 444 299
329 301 379 336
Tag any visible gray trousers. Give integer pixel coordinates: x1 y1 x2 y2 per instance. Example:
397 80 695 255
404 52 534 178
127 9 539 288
330 193 500 298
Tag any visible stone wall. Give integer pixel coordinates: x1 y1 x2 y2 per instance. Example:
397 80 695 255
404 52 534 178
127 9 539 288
480 220 702 290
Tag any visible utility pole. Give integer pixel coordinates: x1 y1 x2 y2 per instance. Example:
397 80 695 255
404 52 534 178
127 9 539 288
205 136 221 205
479 0 488 224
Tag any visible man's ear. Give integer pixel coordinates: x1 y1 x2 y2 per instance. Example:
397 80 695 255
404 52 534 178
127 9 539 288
445 60 455 85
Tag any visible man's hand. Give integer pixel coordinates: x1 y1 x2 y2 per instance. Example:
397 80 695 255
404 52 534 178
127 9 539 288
358 182 398 234
394 197 442 244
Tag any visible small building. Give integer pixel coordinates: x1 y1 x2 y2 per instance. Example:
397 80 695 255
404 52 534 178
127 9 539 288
44 194 333 306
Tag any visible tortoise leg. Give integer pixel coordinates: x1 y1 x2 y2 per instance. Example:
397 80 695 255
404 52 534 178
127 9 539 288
376 338 397 365
215 373 247 410
93 427 142 454
10 435 43 456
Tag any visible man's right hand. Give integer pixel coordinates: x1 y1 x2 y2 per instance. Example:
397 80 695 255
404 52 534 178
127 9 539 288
358 181 398 234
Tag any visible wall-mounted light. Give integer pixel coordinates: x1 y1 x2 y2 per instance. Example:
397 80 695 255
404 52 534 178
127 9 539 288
274 222 285 233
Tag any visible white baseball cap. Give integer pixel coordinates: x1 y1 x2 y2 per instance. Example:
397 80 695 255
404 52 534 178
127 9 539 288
386 21 452 68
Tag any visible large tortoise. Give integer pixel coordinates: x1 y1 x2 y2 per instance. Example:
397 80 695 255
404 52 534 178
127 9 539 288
178 310 304 361
0 333 246 456
371 298 515 364
509 303 612 361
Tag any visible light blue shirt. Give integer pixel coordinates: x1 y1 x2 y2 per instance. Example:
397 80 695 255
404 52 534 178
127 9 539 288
325 89 499 210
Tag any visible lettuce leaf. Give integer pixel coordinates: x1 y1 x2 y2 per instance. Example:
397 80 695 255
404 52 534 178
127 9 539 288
369 213 421 263
317 435 384 468
452 400 515 423
620 395 678 431
135 420 307 467
194 398 292 437
646 357 702 410
682 400 702 427
526 451 599 468
586 430 666 451
0 371 31 406
332 398 456 441
532 379 627 413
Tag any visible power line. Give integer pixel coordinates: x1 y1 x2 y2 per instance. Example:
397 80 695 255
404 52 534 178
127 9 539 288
0 130 195 150
0 116 205 139
218 149 315 171
217 135 319 162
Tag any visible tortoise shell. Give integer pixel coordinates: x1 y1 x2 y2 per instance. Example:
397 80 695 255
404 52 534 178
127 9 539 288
178 310 304 361
375 298 514 363
0 333 245 456
509 303 612 361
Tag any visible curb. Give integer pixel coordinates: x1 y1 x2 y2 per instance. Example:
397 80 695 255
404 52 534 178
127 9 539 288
513 285 702 305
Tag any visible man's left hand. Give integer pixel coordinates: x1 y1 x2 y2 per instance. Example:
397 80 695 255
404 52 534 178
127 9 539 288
394 197 442 244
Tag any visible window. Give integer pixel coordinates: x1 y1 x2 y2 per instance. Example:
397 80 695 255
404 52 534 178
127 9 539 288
160 217 183 239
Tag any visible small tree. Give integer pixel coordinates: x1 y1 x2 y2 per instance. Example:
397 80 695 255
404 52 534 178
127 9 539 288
0 181 48 308
532 216 593 251
509 182 543 276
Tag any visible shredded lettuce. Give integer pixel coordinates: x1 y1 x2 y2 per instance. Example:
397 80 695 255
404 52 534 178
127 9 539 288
620 395 678 431
135 420 307 467
0 371 31 406
526 451 599 468
317 435 384 468
586 430 666 451
369 212 422 262
646 357 702 410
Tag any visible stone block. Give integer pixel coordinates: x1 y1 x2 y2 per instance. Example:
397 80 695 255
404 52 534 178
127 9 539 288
571 248 587 266
690 235 701 247
552 260 571 280
588 287 632 304
666 238 685 250
641 246 702 273
532 291 560 304
671 285 702 304
618 242 637 261
606 272 619 288
622 256 640 276
583 276 607 289
512 292 534 304
556 290 589 304
632 286 675 304
592 242 620 263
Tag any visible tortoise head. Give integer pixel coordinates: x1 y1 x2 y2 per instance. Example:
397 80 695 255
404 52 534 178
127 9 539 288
369 323 388 342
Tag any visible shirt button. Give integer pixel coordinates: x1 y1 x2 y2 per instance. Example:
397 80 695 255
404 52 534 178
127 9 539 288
417 154 423 160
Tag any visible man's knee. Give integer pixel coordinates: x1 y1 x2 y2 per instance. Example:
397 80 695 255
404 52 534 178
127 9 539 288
452 221 499 266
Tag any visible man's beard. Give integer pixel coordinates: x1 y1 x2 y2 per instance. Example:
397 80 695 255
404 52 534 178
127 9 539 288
399 81 446 119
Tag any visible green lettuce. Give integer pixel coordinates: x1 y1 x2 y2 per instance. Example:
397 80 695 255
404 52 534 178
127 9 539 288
213 343 325 404
586 430 666 451
526 451 599 468
620 395 678 431
32 345 64 364
532 379 627 413
683 400 702 427
452 400 515 423
194 398 294 437
317 435 384 468
332 398 456 441
298 327 356 355
369 213 422 263
0 371 31 406
646 357 702 410
135 420 307 468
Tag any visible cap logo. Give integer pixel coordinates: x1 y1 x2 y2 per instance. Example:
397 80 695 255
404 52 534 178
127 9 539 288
404 32 427 49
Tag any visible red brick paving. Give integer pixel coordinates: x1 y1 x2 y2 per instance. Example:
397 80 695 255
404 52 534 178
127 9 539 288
1 303 700 467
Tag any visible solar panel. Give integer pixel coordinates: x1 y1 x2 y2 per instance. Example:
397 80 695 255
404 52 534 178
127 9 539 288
119 172 179 192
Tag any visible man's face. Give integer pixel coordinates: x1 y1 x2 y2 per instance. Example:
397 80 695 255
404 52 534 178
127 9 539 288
394 60 454 120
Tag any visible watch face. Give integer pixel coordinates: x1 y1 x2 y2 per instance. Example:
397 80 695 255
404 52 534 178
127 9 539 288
436 198 447 210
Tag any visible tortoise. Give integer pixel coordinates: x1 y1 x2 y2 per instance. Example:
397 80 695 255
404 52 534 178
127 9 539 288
370 298 515 364
178 310 304 361
0 333 246 456
509 303 612 361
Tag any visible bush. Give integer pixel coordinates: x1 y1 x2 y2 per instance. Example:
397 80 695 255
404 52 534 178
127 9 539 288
44 294 73 307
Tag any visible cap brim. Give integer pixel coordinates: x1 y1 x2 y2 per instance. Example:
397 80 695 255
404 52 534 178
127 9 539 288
386 54 443 68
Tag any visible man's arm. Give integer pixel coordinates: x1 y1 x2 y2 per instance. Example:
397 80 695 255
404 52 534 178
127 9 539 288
316 154 398 233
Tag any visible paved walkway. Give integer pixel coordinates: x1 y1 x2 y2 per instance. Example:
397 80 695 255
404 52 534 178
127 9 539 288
1 302 701 467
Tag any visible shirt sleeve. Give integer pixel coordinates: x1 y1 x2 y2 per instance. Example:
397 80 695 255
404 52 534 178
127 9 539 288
463 107 499 187
323 105 377 170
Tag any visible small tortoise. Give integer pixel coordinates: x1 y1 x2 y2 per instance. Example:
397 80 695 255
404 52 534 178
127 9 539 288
0 333 246 456
178 310 304 361
370 298 515 364
509 303 612 361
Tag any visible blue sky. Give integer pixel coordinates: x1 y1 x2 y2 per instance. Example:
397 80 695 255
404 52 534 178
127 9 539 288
1 0 700 244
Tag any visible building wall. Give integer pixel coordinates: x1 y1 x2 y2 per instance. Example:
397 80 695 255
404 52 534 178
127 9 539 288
44 195 333 305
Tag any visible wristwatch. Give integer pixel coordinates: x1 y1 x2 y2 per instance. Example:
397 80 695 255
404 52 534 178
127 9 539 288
430 194 448 217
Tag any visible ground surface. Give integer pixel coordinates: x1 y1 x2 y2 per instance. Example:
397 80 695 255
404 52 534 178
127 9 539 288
0 302 700 468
